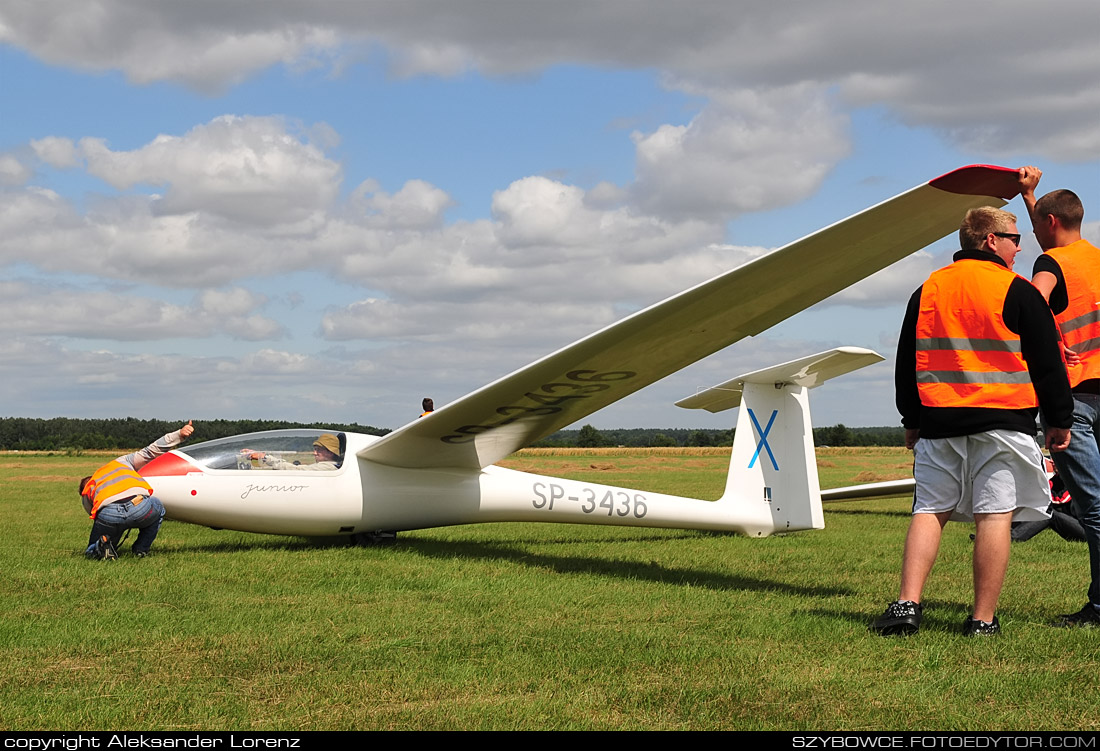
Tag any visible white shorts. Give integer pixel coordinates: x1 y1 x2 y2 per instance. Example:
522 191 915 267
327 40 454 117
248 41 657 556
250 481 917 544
913 429 1052 523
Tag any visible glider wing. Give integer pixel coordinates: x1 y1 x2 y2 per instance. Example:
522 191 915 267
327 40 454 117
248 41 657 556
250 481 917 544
359 165 1021 470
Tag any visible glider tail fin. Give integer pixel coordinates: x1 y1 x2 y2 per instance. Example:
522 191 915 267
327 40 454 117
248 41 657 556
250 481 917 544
722 380 823 535
676 347 884 536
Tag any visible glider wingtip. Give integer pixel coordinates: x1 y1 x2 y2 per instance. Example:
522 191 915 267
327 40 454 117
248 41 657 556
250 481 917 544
834 345 878 356
929 164 1021 200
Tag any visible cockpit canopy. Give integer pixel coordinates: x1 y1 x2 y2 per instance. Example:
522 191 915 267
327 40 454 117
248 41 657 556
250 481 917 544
176 430 346 471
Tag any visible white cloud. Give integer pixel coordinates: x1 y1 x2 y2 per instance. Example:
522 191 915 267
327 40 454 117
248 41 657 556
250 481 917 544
0 154 33 186
197 288 265 317
0 3 340 94
0 105 883 356
30 136 80 168
0 196 246 287
831 250 942 308
631 84 850 221
0 337 364 421
320 240 770 356
351 179 454 230
491 177 586 247
233 349 314 375
0 281 285 341
2 1 1096 160
489 176 724 268
221 315 287 341
1083 220 1100 246
0 120 344 286
74 116 342 225
321 297 618 347
387 40 472 79
0 187 83 250
1 113 737 303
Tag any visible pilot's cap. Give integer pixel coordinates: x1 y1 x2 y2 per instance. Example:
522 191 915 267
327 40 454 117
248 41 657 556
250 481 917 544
313 433 341 456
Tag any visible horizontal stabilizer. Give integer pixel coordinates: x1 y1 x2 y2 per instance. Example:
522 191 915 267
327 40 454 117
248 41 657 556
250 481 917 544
675 347 884 414
821 478 915 503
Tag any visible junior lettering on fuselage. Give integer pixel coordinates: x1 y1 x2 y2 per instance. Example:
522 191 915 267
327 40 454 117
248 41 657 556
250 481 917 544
240 483 309 500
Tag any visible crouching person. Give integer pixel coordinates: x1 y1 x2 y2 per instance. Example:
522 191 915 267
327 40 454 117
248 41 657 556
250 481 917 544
79 421 194 559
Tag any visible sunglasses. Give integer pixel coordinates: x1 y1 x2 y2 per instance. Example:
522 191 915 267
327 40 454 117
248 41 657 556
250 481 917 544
993 232 1021 246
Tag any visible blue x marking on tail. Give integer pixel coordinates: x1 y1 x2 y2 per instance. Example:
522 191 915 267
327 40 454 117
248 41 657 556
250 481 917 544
748 408 779 470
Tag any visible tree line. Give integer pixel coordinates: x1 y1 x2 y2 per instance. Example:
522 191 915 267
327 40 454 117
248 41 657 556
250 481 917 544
0 417 904 451
532 423 906 448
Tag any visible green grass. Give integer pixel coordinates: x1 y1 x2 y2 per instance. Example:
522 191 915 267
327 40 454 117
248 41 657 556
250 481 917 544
1 449 1097 730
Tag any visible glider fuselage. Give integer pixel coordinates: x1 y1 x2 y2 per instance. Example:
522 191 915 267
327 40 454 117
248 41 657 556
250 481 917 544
141 429 789 538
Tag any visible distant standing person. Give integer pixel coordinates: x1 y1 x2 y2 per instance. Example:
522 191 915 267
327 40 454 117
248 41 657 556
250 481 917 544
420 397 434 418
1021 168 1100 628
79 421 194 559
871 201 1072 637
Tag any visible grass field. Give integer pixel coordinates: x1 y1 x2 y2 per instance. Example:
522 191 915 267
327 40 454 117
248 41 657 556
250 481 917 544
1 447 1097 731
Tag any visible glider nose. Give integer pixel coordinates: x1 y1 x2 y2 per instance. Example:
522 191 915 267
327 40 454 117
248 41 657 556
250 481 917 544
140 451 197 478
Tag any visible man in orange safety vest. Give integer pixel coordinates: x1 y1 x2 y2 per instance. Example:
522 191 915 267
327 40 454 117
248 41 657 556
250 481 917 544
79 421 194 559
872 197 1073 637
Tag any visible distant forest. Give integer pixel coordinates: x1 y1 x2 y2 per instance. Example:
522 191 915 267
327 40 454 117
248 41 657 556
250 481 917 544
0 417 904 451
533 424 905 448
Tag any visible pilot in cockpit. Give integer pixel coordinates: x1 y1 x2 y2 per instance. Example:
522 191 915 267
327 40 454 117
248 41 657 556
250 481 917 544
243 433 343 471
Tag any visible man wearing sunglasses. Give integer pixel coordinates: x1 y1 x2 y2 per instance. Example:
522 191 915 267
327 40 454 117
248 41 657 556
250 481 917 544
872 203 1073 637
1021 169 1100 628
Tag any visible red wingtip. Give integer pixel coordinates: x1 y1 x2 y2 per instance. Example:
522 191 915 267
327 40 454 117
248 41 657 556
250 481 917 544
140 451 196 477
929 164 1021 200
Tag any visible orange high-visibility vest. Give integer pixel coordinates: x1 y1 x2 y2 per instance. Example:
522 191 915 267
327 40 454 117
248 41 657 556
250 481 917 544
915 259 1037 410
83 460 153 518
1046 239 1100 387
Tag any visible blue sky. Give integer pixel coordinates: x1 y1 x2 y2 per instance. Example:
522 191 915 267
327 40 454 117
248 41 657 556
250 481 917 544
1 1 1098 434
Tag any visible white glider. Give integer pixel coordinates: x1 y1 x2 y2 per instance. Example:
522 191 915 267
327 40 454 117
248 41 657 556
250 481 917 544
141 165 1017 541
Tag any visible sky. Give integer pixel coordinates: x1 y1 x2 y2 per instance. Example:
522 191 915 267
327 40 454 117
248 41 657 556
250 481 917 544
1 1 1098 435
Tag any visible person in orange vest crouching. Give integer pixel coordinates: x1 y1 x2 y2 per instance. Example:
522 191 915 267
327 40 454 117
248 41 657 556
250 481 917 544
1022 170 1100 627
79 421 195 560
872 200 1073 637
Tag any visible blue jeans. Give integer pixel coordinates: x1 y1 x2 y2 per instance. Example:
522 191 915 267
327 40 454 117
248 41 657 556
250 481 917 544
84 495 166 556
1044 394 1100 606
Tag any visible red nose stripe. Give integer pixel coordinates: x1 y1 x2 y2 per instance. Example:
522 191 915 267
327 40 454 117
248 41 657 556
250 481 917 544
140 452 196 477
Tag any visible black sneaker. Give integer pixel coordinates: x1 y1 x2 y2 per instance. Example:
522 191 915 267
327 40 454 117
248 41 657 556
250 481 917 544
870 600 922 635
1054 604 1100 628
962 615 1000 636
90 535 118 561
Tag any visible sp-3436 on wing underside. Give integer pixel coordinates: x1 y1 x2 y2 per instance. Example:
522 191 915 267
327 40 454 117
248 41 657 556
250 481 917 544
140 165 1021 542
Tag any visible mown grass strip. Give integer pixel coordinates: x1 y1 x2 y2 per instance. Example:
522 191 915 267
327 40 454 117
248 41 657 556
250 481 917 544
1 449 1095 730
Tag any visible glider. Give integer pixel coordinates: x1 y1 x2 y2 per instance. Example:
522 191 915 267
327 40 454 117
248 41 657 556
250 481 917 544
141 165 1020 542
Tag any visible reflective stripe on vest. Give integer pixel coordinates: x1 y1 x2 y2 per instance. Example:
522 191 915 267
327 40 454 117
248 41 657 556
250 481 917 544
915 259 1037 409
85 460 153 518
1047 240 1100 387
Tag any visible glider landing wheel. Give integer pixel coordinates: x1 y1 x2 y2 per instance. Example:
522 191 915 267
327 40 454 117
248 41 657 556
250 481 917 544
350 530 398 547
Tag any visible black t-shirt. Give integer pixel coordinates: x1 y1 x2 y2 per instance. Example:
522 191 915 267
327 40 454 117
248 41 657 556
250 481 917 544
1032 253 1069 314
